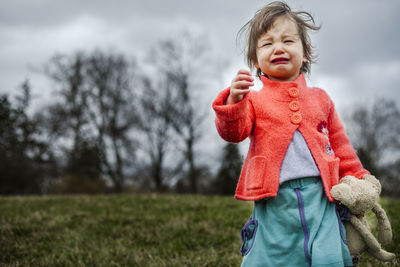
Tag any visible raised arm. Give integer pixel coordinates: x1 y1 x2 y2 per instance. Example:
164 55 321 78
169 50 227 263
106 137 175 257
212 70 255 143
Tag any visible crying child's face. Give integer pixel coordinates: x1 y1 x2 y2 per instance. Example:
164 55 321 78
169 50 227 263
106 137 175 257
254 16 305 82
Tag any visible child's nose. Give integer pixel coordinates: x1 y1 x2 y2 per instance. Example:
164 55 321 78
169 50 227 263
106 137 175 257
273 44 284 54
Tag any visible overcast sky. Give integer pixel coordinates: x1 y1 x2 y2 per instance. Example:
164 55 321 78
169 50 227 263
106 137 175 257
1 0 399 165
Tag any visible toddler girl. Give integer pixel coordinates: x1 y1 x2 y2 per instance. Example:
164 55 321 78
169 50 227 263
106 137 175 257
212 2 370 266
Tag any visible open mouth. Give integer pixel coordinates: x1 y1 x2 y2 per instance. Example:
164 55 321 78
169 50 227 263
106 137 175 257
271 58 289 64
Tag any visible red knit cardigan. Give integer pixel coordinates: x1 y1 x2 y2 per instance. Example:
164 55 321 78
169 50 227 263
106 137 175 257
212 74 369 201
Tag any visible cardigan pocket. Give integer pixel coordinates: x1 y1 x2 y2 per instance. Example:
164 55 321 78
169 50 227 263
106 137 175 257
328 157 340 186
245 156 266 190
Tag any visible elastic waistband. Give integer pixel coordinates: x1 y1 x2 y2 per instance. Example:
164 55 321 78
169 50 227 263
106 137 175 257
280 176 321 189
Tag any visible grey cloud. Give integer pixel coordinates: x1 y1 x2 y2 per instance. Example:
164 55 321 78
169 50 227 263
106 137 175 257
1 0 399 103
311 1 400 74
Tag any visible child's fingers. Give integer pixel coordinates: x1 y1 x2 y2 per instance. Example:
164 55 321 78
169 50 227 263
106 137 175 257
228 86 250 104
232 74 254 83
232 80 254 89
227 69 253 104
233 88 250 95
237 69 252 76
231 87 251 98
229 88 250 103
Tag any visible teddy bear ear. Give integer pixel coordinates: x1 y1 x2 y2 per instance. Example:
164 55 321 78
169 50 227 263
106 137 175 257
330 183 356 207
363 174 382 195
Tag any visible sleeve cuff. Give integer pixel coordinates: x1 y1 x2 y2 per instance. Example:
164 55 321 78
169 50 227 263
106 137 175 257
212 87 250 122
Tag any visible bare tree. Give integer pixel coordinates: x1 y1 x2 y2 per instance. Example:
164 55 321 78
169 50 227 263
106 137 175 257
41 52 110 193
137 75 179 191
347 98 400 196
85 50 139 192
44 52 90 156
42 50 139 192
351 100 400 164
147 31 211 193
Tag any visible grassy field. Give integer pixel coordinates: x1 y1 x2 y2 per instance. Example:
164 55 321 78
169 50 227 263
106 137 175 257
0 194 398 266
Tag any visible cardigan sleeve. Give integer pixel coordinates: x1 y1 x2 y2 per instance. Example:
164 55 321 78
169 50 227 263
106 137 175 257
212 87 255 143
327 98 370 179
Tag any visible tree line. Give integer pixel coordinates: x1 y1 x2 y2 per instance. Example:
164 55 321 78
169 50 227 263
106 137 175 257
0 32 242 196
1 32 399 196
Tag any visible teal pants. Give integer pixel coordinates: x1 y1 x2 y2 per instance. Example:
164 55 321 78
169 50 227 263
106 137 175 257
240 177 353 267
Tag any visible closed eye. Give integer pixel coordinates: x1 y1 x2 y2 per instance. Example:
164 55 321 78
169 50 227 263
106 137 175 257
284 40 294 43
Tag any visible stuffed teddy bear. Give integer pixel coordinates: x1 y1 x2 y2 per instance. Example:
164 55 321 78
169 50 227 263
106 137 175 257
330 174 395 263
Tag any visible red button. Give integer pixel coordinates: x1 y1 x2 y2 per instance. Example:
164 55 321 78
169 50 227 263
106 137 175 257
291 113 302 124
289 101 300 111
288 87 299 98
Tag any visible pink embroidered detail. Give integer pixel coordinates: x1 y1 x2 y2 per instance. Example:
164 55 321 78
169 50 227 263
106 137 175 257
317 120 328 134
326 144 334 155
317 120 334 155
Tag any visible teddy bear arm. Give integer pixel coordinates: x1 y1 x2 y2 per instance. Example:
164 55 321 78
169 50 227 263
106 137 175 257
350 215 396 261
350 215 382 253
372 203 393 244
367 247 396 262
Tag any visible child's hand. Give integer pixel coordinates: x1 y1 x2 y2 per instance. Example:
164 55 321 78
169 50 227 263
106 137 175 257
227 69 254 104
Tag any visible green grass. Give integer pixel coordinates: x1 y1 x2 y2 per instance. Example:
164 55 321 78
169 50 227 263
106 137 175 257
0 194 398 266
